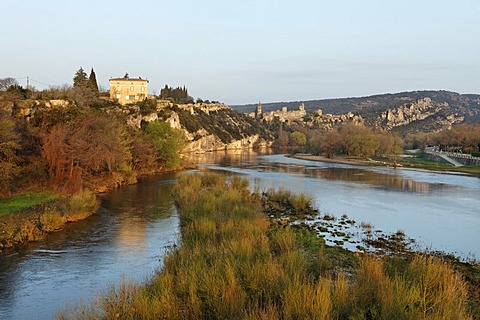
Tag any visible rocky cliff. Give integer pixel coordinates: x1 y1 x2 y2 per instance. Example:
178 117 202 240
163 103 274 153
233 91 480 134
373 97 464 132
1 98 275 154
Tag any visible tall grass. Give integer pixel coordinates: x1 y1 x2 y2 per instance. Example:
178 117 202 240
59 173 472 319
63 191 100 222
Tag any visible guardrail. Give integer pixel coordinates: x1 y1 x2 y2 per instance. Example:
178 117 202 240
424 149 480 166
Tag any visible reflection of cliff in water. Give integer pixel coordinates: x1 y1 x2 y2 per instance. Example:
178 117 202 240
256 163 447 194
184 149 274 166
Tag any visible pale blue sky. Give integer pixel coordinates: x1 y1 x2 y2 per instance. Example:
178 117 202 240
1 0 479 104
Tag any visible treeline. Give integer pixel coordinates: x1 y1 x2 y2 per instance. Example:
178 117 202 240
0 68 110 109
277 122 480 161
276 123 403 159
159 85 194 103
404 124 480 153
0 104 185 197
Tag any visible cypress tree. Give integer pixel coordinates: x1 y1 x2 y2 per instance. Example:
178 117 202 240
88 68 99 96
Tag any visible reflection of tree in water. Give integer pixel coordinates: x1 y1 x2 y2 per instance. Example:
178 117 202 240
101 173 177 252
261 164 447 194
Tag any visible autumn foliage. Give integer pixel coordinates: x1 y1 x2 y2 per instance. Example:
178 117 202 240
307 124 404 159
0 104 184 196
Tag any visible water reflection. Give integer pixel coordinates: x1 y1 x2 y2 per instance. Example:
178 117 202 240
305 167 441 194
200 151 450 194
196 152 480 259
0 172 179 320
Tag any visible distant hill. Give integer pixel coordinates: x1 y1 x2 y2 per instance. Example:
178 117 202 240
232 91 480 122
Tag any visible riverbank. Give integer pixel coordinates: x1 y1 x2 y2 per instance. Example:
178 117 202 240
0 161 189 253
0 191 99 252
59 173 478 319
292 154 382 166
292 153 480 176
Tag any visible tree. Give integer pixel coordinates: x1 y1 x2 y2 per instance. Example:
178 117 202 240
6 84 31 99
88 68 99 96
160 85 193 103
275 123 289 147
72 67 98 108
290 131 307 147
320 131 342 158
145 120 185 168
0 115 21 196
0 77 18 91
42 112 133 193
73 67 88 88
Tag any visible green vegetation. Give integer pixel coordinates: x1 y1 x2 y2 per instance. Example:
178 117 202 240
159 85 193 103
72 67 100 108
0 190 59 216
0 190 100 249
401 155 480 175
0 88 185 197
60 173 474 319
305 124 403 159
145 120 185 168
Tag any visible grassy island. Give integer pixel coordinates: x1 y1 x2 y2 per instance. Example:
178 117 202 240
60 173 477 319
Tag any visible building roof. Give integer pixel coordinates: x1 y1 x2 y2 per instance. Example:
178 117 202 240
109 77 149 82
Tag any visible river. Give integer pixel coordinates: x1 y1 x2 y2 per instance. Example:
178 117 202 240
0 152 479 319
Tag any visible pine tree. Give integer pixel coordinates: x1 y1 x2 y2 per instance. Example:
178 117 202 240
88 68 99 96
73 67 88 88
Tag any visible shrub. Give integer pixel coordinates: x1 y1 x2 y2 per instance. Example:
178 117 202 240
145 120 185 168
63 191 99 222
40 209 66 232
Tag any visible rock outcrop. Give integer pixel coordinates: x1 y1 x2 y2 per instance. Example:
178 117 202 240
233 90 480 134
373 98 464 132
166 103 274 153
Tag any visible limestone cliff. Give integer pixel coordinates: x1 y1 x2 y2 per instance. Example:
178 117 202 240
163 103 274 153
234 90 480 134
373 97 464 132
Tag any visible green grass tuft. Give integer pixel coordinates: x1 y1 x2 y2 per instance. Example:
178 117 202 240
0 190 59 216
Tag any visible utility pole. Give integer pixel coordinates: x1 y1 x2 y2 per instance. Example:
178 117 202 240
26 76 29 90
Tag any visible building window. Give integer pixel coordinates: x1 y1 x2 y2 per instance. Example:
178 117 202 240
125 95 129 100
141 87 145 92
116 94 121 99
130 86 134 91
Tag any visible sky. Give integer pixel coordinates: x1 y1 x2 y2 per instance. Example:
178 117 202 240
1 0 479 105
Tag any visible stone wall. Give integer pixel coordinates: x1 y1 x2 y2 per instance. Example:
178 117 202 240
424 152 480 166
250 103 306 123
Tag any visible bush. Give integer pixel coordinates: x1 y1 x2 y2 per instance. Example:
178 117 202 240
145 120 185 168
63 191 99 222
40 209 66 232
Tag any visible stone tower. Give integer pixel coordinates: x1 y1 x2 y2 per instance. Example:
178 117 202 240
256 102 263 118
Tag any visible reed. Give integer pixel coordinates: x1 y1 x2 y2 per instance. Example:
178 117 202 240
39 209 66 232
59 173 472 319
63 191 100 222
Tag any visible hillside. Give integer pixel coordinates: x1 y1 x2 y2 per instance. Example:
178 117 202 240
232 91 480 133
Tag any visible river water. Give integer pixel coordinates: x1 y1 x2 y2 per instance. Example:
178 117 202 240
0 152 479 319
